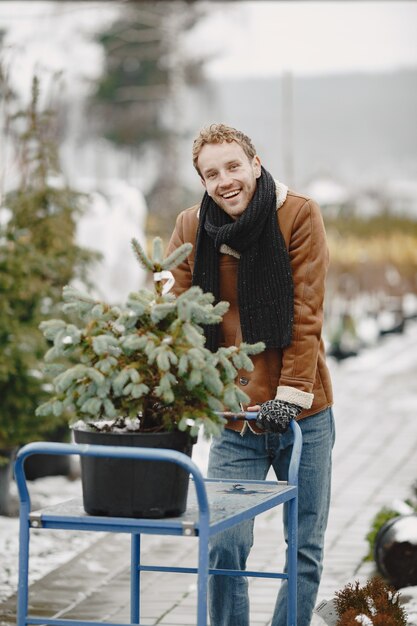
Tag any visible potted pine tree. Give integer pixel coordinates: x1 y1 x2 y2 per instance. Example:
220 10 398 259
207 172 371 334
36 237 264 518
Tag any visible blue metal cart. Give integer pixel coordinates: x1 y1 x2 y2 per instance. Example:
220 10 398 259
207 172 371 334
15 418 302 626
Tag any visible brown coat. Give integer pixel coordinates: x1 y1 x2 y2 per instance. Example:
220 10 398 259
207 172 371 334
166 189 333 433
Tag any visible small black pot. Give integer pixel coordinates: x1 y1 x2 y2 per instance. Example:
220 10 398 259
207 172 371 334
24 426 72 481
0 448 17 516
73 428 194 519
374 514 417 589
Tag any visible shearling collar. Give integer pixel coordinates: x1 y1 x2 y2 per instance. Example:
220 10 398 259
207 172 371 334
275 180 289 209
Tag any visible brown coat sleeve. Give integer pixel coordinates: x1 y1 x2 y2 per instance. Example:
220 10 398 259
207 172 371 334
278 198 329 394
166 207 197 296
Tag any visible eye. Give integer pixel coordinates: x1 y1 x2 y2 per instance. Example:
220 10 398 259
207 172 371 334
229 163 239 170
206 172 216 180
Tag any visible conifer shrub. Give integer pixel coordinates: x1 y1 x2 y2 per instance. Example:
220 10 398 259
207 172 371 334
0 70 96 463
36 237 265 438
334 577 408 625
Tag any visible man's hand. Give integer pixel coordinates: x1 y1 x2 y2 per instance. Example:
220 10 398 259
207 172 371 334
255 399 302 434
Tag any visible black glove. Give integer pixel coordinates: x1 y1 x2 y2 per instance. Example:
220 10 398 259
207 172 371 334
256 399 302 434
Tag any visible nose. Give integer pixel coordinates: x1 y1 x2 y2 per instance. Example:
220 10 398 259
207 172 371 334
217 170 233 188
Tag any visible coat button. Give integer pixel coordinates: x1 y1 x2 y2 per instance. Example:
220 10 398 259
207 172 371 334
239 377 249 386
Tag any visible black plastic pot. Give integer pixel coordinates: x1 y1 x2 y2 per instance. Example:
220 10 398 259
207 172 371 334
73 428 194 519
374 514 417 589
0 448 17 516
24 450 72 481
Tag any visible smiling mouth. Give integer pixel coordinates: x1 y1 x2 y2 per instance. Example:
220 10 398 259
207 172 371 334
222 190 240 200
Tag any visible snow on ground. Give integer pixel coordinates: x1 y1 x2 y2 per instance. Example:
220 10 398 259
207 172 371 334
0 472 98 602
1 321 417 615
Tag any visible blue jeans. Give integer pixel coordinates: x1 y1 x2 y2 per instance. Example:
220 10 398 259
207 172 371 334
207 407 335 626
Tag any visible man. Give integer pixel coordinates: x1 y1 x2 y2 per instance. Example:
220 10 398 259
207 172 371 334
166 123 334 626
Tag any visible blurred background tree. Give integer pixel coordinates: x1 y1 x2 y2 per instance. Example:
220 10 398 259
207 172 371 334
89 1 207 237
0 54 97 475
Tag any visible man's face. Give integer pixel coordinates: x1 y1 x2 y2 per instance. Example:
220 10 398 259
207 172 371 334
197 141 261 220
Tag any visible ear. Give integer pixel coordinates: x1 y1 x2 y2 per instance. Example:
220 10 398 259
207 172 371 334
253 155 261 178
200 176 207 189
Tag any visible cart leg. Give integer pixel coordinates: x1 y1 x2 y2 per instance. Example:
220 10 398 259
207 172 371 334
17 516 30 626
287 496 298 626
197 529 209 626
131 533 141 624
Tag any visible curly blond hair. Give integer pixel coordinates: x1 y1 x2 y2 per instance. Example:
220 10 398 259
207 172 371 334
192 123 257 176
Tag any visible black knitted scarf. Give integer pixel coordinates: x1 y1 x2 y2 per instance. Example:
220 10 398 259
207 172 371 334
192 166 294 352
